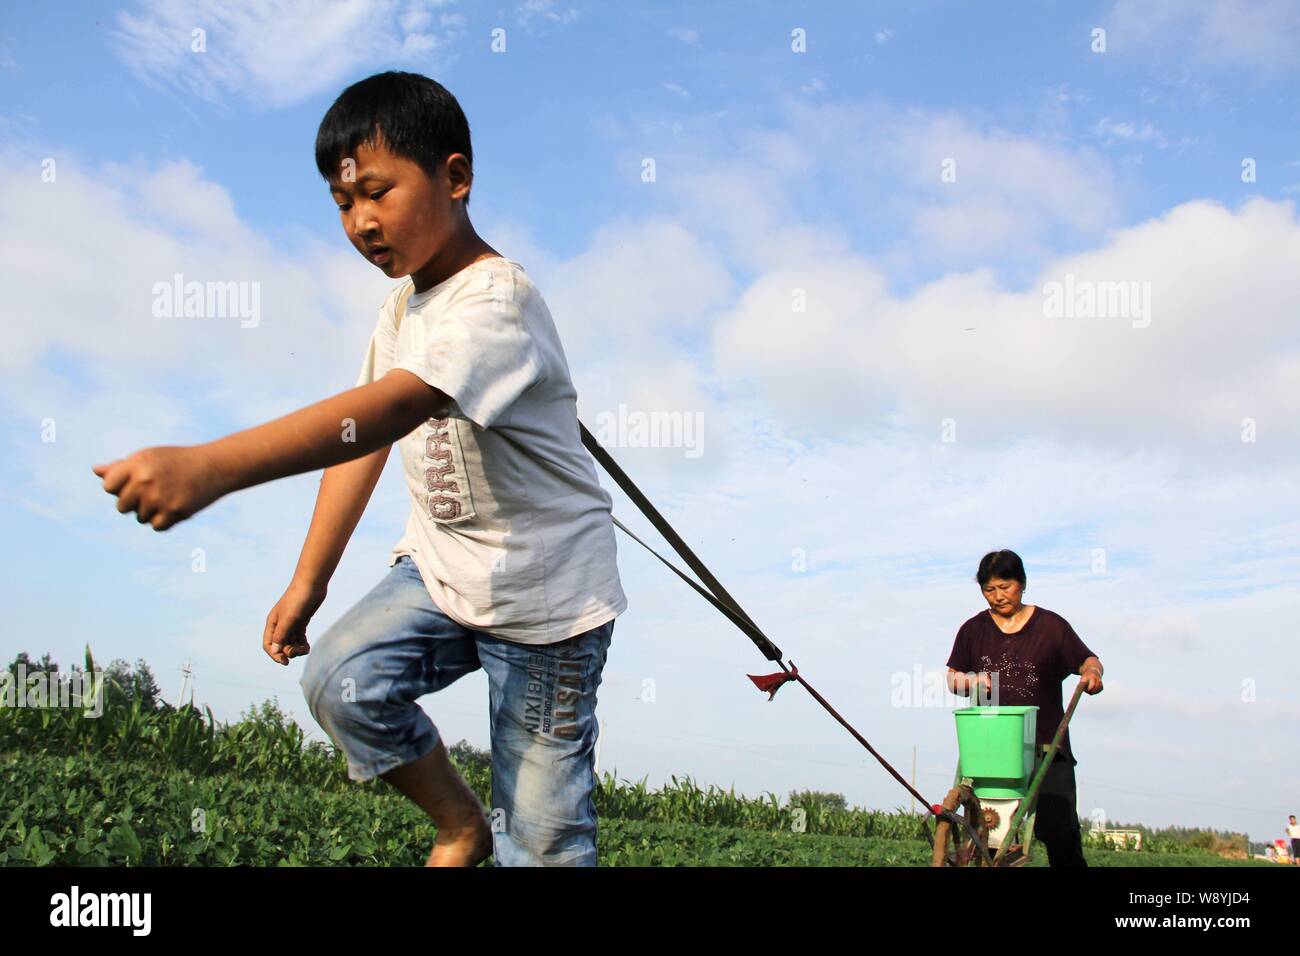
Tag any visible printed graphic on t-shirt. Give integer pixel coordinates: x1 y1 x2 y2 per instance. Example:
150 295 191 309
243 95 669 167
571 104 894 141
422 415 475 523
976 649 1041 699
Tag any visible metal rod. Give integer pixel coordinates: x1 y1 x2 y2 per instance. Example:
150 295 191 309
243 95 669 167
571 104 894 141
994 680 1088 865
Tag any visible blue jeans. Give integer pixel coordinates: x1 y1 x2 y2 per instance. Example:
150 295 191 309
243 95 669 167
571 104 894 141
299 554 615 866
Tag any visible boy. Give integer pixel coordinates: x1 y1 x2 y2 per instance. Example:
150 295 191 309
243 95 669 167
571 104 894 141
91 72 627 867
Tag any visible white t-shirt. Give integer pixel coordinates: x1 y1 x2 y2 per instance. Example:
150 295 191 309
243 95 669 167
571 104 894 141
1287 822 1300 839
355 256 627 644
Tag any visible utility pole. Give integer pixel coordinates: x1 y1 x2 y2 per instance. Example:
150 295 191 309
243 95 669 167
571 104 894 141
176 661 193 709
910 744 917 815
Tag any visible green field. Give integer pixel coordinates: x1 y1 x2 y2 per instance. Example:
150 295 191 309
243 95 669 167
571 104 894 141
0 750 1267 867
0 653 1271 867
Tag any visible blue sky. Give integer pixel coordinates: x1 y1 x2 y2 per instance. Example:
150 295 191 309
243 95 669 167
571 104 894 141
3 0 1299 849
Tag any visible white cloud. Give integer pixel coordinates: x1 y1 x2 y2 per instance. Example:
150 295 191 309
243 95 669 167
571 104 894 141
595 99 1294 456
710 197 1300 454
1106 0 1300 73
514 0 580 30
110 0 464 109
642 97 1122 275
0 145 392 528
1095 685 1300 728
1091 117 1168 148
885 111 1120 246
908 195 1033 259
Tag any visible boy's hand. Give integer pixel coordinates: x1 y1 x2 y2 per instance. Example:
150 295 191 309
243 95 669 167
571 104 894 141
92 445 230 531
264 580 328 666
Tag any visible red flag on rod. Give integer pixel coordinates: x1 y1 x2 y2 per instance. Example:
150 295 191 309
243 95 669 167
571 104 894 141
747 663 798 700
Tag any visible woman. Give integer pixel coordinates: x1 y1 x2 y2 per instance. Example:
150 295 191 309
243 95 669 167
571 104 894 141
945 549 1104 867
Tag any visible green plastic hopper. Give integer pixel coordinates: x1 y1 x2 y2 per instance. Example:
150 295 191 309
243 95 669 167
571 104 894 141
953 705 1038 798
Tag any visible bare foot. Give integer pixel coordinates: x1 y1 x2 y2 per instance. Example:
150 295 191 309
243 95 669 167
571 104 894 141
426 815 494 867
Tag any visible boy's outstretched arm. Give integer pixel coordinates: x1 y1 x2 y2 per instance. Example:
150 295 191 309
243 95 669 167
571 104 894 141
93 371 448 531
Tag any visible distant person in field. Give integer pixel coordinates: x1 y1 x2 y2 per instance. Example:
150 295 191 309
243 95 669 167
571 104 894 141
1288 815 1300 865
92 71 627 867
944 549 1104 868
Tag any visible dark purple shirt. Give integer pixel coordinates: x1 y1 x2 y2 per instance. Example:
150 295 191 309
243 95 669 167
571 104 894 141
945 606 1096 766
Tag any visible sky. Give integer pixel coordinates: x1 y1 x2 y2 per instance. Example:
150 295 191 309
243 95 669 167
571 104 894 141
2 0 1299 849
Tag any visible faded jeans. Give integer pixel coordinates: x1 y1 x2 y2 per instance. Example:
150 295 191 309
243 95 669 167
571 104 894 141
300 554 614 866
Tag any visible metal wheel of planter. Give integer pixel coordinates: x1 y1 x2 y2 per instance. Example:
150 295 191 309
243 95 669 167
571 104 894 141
930 783 992 867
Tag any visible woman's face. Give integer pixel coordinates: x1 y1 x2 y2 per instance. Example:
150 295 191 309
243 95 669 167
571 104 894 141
982 576 1024 613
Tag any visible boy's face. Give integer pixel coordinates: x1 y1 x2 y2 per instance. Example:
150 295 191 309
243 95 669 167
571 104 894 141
328 139 465 279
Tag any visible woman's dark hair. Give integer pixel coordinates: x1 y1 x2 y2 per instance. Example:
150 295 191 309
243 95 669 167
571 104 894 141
315 71 474 208
975 549 1026 588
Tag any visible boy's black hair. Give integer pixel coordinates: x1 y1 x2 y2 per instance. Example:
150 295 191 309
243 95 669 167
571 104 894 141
315 71 474 209
975 549 1027 588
